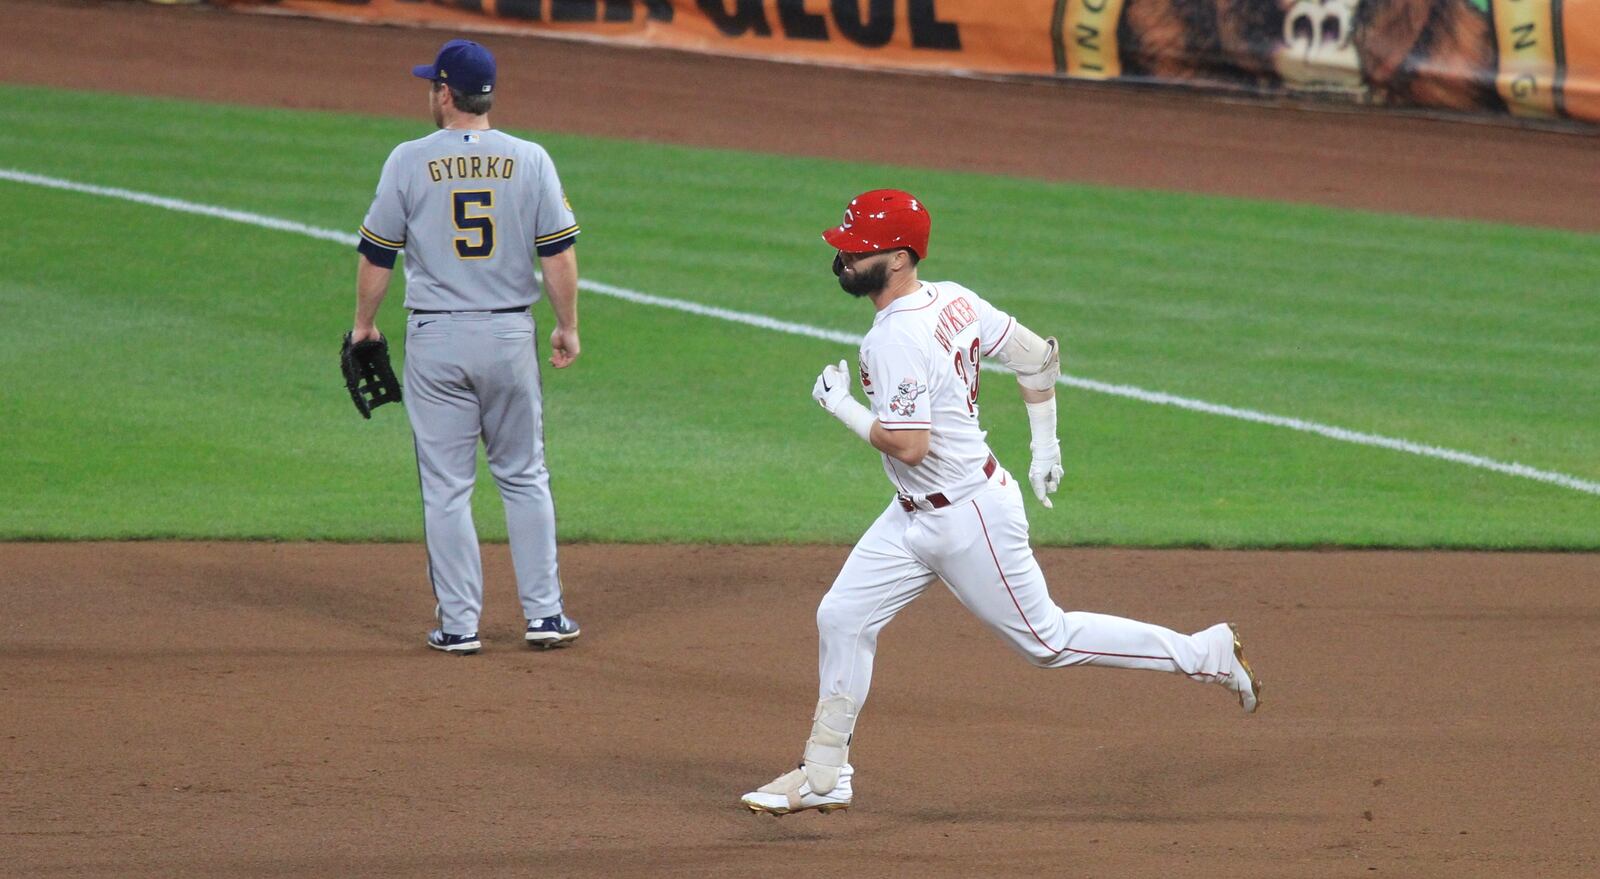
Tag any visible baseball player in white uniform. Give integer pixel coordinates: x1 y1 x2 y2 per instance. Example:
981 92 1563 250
741 190 1261 816
352 39 582 655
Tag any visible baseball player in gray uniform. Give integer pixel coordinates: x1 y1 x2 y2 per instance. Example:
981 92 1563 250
351 39 582 655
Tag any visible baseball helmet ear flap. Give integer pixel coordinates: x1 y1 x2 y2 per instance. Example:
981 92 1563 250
822 189 930 259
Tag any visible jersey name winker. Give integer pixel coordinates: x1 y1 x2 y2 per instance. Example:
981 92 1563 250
932 296 978 353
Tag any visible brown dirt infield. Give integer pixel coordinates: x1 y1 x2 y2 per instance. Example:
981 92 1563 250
6 543 1600 877
4 3 1599 877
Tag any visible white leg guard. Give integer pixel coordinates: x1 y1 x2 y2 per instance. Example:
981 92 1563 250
802 695 858 795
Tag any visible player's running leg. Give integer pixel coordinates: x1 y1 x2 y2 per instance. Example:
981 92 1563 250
917 473 1259 710
742 501 938 815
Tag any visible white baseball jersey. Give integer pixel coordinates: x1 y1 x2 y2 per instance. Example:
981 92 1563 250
858 280 1017 497
799 281 1254 767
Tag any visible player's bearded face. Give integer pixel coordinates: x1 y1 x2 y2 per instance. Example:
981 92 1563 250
835 252 891 298
430 83 445 128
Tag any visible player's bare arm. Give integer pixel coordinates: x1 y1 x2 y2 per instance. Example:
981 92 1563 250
1019 385 1054 404
352 253 392 343
870 424 929 466
540 245 580 368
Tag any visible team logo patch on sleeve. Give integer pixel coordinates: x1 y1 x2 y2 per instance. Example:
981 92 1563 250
888 379 926 417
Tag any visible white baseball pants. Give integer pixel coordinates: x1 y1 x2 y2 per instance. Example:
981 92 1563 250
817 467 1235 708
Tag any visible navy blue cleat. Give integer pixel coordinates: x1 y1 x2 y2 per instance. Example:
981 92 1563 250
427 629 481 655
525 614 580 649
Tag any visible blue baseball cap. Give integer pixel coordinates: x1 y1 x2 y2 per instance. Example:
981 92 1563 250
412 39 495 95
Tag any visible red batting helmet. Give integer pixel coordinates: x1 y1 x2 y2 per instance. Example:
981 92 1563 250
822 189 930 259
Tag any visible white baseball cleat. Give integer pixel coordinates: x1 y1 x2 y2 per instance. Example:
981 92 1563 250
741 764 853 816
1226 623 1262 713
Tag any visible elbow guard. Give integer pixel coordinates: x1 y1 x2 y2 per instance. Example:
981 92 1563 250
995 324 1060 392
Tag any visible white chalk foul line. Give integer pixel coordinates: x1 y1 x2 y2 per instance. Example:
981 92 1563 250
6 166 1596 497
0 169 360 248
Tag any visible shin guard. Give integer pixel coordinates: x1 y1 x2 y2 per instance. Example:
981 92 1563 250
802 695 858 795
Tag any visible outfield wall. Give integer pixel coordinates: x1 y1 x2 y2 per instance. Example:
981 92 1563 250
217 0 1598 124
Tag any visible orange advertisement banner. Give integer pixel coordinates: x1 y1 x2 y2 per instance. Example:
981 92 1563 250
1561 0 1600 120
229 1 1062 75
218 0 1600 124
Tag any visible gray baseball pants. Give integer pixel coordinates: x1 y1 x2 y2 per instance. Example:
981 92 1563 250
403 310 563 635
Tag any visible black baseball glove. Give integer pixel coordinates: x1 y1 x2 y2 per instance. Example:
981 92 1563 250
340 332 402 419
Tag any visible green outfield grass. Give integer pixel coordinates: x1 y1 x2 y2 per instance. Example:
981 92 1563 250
0 84 1595 547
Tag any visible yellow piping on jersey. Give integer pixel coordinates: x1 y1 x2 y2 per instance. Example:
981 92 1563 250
534 224 580 245
359 226 405 249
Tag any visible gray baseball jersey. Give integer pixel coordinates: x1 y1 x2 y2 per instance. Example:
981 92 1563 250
359 128 579 311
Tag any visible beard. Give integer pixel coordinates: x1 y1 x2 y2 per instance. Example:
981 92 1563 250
837 259 889 298
429 85 447 128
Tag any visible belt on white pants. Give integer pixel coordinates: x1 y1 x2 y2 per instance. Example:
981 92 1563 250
897 454 998 513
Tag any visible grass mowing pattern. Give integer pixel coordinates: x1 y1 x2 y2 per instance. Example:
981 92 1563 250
0 84 1595 546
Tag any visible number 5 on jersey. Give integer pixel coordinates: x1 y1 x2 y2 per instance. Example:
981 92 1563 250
453 190 495 259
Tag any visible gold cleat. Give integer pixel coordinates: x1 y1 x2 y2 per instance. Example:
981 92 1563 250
1228 623 1262 713
740 766 853 815
746 801 849 817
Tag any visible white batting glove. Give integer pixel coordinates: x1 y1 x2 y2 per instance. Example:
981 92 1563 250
1029 439 1065 508
812 359 852 413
